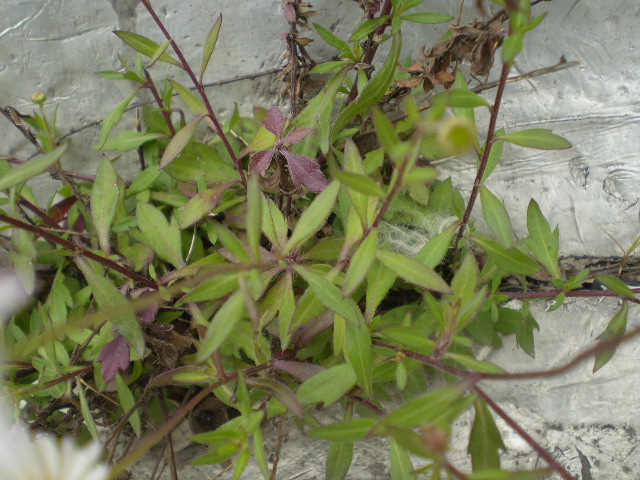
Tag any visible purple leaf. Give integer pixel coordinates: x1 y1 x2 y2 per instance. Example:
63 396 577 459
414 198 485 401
283 127 313 145
282 150 328 192
249 149 276 173
264 106 286 138
271 359 325 382
99 335 131 382
284 3 297 24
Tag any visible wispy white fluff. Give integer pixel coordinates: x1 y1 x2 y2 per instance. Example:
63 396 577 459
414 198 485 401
380 213 458 257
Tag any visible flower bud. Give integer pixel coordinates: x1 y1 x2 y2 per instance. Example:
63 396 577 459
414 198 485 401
31 91 47 105
437 116 477 155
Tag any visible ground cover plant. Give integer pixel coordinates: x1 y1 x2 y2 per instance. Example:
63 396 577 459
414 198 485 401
1 1 638 479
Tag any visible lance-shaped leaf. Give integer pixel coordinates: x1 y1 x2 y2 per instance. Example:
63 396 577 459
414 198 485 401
349 16 391 42
472 235 540 276
296 363 357 406
480 186 513 248
179 181 239 229
91 158 120 254
343 229 378 296
595 275 636 299
416 222 458 268
197 291 246 361
468 399 505 471
308 418 377 442
136 202 183 267
378 326 436 353
283 180 340 254
313 23 351 54
332 33 401 141
246 172 262 261
246 377 303 420
200 13 222 80
101 131 165 152
495 129 572 150
169 79 207 115
76 257 145 357
376 249 452 294
332 170 386 198
293 265 363 326
594 300 628 372
0 143 67 192
524 200 561 279
95 91 137 149
160 114 206 169
390 437 416 480
115 373 141 437
146 40 172 68
346 316 373 399
365 259 397 321
432 88 490 108
113 31 182 67
326 441 354 480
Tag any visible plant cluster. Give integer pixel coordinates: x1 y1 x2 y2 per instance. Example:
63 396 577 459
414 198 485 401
1 1 637 479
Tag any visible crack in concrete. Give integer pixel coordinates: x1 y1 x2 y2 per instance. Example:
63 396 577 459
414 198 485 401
0 0 52 39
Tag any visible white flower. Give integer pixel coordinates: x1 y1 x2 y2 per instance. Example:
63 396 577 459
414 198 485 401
0 400 110 480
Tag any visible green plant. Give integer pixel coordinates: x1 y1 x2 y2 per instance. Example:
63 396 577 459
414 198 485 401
1 1 636 479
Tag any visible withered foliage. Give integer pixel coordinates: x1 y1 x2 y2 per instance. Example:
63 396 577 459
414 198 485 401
397 17 505 93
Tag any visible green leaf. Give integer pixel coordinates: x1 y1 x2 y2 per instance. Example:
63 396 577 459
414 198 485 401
415 222 458 268
350 16 391 42
246 377 303 420
372 107 400 154
472 235 540 276
403 166 438 185
200 13 222 79
468 399 505 471
115 373 141 437
594 300 628 372
311 60 351 74
283 180 340 254
197 291 246 361
246 173 262 261
524 200 561 279
400 11 452 24
432 88 490 108
346 316 373 398
113 31 181 67
378 326 436 353
101 131 165 152
75 257 145 357
468 469 552 480
95 91 138 149
326 441 354 480
169 80 207 115
91 158 120 254
502 34 524 63
390 437 416 480
595 275 636 299
376 249 452 294
480 186 513 248
253 429 270 480
179 181 238 229
481 129 504 182
308 418 377 442
371 386 475 435
332 170 386 198
145 40 172 68
496 129 572 150
160 114 206 169
181 273 238 303
78 383 99 441
293 66 351 156
516 302 539 357
343 229 379 296
296 364 357 406
365 260 398 321
342 139 371 228
261 196 288 251
136 202 183 267
0 144 68 192
211 221 251 263
446 353 506 374
293 265 363 326
332 33 401 141
314 24 351 54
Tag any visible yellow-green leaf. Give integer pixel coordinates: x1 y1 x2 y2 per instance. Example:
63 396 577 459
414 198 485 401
114 31 181 67
376 249 452 294
200 14 222 79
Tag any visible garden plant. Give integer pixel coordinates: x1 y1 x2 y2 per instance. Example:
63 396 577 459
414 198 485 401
1 1 637 479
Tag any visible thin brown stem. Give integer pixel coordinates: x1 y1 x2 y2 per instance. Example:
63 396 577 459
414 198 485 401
474 386 575 480
143 68 176 136
455 61 511 249
0 212 158 289
139 0 247 185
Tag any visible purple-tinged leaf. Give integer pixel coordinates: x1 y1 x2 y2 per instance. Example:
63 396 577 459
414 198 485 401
282 150 328 192
284 3 297 23
264 106 286 138
249 149 276 174
130 287 159 324
246 377 304 420
283 127 313 145
271 359 325 382
99 335 131 382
